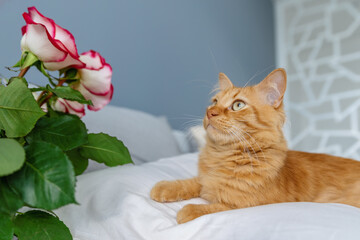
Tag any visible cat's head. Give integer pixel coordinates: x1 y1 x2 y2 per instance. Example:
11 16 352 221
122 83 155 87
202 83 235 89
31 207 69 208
203 68 287 145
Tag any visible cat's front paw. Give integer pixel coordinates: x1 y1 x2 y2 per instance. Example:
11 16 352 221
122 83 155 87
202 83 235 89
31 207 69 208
150 180 180 202
177 204 204 224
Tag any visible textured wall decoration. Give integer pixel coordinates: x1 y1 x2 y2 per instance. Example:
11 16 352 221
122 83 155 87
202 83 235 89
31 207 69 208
274 0 360 159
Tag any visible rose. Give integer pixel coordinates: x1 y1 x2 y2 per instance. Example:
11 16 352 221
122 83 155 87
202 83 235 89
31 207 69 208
75 50 113 111
20 7 85 71
53 50 113 117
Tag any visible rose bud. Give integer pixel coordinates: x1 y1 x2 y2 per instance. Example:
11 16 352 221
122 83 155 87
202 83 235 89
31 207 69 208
53 98 85 118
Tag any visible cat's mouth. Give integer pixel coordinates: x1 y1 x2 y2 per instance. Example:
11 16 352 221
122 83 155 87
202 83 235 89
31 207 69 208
207 123 216 130
204 118 226 134
206 122 223 133
205 120 215 129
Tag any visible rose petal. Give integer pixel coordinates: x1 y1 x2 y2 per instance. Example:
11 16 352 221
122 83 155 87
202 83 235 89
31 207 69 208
44 53 85 71
21 24 67 62
21 25 26 35
80 50 106 70
27 7 56 37
54 25 80 58
64 99 84 112
54 98 85 118
53 98 67 112
78 64 112 95
77 83 113 111
20 35 26 51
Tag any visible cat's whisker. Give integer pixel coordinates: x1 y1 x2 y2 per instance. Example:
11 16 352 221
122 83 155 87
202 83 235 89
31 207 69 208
232 126 266 162
241 131 266 162
230 127 263 171
181 119 203 127
187 79 217 90
183 113 203 117
168 117 201 120
177 116 204 130
226 128 255 174
242 65 275 89
182 125 204 137
183 125 202 133
183 119 202 126
180 117 203 123
182 123 206 149
209 85 221 95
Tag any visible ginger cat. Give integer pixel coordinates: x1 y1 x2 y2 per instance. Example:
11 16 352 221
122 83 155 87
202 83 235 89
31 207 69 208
150 68 360 224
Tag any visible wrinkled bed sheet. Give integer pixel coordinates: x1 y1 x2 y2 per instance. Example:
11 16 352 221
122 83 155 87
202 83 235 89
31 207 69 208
55 153 360 240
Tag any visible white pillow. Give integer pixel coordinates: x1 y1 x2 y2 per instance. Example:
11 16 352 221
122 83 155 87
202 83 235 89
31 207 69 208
82 105 181 169
172 130 192 153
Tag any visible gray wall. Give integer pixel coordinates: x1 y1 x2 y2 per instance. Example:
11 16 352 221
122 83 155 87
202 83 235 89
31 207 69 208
0 0 275 129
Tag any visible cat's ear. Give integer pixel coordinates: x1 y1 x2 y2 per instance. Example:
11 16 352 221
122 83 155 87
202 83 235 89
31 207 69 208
219 73 233 90
256 68 287 108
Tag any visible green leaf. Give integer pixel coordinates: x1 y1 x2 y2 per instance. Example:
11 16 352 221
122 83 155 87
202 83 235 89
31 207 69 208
16 137 26 146
66 148 89 176
0 215 13 240
0 78 45 138
0 178 23 216
51 86 92 105
47 107 66 118
29 87 47 92
8 142 76 210
26 115 88 151
80 133 133 167
14 210 72 240
0 139 25 176
8 77 28 87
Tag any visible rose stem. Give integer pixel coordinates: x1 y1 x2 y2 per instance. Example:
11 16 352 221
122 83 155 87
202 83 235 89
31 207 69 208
18 66 30 78
38 79 66 106
17 66 47 103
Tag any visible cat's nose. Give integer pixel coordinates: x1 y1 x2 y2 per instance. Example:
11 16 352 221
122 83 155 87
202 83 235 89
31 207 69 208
207 108 219 119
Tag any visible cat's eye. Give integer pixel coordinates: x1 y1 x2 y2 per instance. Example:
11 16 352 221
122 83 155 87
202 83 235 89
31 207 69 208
232 100 245 111
211 99 218 106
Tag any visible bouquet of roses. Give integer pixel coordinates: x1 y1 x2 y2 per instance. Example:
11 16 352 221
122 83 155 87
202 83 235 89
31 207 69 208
0 7 132 240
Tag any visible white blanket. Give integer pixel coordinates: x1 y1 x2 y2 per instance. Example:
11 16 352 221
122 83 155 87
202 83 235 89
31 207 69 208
56 153 360 240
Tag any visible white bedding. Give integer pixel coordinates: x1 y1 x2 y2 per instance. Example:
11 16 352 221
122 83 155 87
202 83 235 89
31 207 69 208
56 153 360 240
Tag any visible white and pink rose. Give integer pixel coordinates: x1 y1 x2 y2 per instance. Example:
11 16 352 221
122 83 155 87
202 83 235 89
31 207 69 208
21 7 85 71
75 50 114 112
21 7 114 117
53 50 114 117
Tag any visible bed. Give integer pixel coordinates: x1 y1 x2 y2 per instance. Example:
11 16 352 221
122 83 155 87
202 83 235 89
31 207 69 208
54 106 360 239
55 153 360 240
